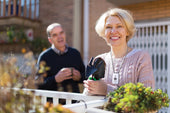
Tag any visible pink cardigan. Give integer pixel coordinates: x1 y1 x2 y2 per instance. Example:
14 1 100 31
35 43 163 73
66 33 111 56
96 49 155 94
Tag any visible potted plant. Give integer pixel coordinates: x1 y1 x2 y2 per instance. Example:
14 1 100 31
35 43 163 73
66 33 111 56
103 83 170 113
29 37 50 54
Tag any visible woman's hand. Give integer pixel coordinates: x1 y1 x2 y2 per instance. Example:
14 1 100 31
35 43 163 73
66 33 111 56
83 79 107 95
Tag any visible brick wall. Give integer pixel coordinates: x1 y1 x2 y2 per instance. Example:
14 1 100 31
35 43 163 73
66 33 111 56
35 0 74 47
89 0 115 58
120 0 170 21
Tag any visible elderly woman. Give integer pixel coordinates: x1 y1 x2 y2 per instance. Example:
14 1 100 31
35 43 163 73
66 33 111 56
83 8 155 96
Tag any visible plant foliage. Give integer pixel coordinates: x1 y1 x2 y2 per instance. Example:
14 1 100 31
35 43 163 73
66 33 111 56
0 52 42 113
0 52 74 113
103 83 170 113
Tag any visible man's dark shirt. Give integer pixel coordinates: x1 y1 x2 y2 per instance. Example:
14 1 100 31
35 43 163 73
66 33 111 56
37 47 85 93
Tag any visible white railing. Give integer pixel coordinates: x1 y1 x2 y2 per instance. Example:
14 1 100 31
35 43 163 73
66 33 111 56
15 88 105 104
13 88 105 113
64 99 108 113
128 20 170 113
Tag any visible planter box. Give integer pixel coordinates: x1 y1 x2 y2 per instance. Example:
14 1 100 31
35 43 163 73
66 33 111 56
86 108 114 113
86 107 157 113
0 43 30 53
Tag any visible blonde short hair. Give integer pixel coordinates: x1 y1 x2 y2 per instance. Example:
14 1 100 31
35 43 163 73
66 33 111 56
95 8 136 42
46 23 62 37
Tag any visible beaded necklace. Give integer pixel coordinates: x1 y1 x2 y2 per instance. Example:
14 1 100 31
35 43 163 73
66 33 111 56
110 48 128 85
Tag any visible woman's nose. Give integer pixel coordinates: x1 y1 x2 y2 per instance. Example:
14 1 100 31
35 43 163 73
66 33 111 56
111 28 117 33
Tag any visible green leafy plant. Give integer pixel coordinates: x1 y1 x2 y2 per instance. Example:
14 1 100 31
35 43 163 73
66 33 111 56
0 52 74 113
6 26 28 44
29 37 50 54
16 29 28 43
0 52 42 113
103 83 170 113
6 26 15 43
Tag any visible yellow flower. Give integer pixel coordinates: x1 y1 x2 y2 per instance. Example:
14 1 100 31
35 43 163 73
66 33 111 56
56 104 64 111
125 88 130 92
21 48 26 53
0 72 11 86
43 48 47 51
114 93 118 97
138 88 142 92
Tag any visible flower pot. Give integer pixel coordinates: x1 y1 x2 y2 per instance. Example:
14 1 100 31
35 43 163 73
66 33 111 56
86 107 157 113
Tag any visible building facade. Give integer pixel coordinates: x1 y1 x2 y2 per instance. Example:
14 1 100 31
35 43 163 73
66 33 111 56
0 0 170 112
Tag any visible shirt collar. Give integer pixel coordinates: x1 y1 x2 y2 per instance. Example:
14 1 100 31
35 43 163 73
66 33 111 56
51 44 68 55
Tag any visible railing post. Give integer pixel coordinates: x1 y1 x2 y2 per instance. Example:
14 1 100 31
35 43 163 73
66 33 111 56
18 0 21 16
3 0 6 16
34 0 37 19
42 96 47 106
8 0 11 16
66 99 72 105
24 0 27 17
53 97 59 106
167 24 170 113
29 0 32 18
0 1 1 16
13 0 16 16
0 0 38 20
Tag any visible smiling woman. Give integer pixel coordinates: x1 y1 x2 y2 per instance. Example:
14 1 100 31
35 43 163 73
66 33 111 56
104 16 128 47
83 8 155 96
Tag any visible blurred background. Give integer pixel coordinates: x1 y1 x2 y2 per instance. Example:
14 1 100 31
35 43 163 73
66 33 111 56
0 0 170 112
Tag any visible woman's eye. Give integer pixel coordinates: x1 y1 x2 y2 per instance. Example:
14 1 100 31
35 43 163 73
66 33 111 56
106 26 112 29
117 25 123 28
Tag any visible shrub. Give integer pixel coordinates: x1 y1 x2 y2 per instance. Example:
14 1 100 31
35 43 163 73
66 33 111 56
0 52 42 113
0 52 74 113
104 83 170 113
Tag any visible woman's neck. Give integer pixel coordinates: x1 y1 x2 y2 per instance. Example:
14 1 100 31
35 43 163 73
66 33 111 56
111 45 129 58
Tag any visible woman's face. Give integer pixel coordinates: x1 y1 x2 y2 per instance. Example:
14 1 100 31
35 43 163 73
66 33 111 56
104 16 128 47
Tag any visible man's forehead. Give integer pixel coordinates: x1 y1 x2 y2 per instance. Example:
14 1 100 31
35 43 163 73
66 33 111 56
51 27 64 33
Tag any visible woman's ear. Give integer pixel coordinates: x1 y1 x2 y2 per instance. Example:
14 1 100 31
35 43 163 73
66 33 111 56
126 31 129 40
126 35 130 42
126 30 129 36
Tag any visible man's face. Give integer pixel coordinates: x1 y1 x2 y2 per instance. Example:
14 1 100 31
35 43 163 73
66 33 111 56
48 26 66 49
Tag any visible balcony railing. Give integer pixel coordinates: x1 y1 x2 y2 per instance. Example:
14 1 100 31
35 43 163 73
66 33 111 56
13 88 106 113
0 0 39 20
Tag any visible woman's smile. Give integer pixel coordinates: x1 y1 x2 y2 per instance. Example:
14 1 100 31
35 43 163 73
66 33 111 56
105 16 128 46
110 36 119 40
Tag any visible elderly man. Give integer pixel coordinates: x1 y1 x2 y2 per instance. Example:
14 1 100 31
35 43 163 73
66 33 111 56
37 23 85 97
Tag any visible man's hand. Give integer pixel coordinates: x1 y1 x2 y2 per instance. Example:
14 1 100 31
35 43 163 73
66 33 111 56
72 68 81 81
55 68 72 83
